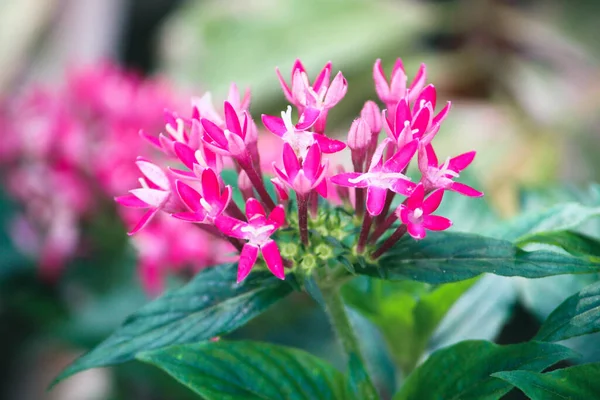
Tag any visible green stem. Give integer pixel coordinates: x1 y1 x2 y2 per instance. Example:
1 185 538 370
322 288 379 400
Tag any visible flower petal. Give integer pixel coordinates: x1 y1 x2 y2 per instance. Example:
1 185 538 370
128 208 159 235
448 151 476 172
215 215 248 239
201 168 221 205
450 182 484 197
411 106 432 139
224 101 242 136
136 160 169 190
422 189 445 214
390 178 417 197
130 188 169 208
237 243 259 283
201 118 228 148
313 134 346 154
383 139 418 173
323 71 348 108
173 142 196 170
261 240 285 280
407 221 426 239
405 184 425 210
282 143 301 179
423 215 452 231
415 84 437 109
296 108 320 131
268 205 286 228
172 211 207 223
175 181 201 212
373 59 390 102
312 61 331 92
330 172 367 188
275 67 294 104
303 143 322 181
433 101 451 126
115 194 148 208
245 198 266 220
408 63 427 103
261 114 287 137
366 186 388 216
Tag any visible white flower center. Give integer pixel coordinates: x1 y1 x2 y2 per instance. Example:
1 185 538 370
348 172 411 189
166 118 185 142
240 224 275 245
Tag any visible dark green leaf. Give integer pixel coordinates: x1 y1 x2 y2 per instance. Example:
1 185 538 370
487 203 600 242
535 280 600 342
346 352 379 400
492 363 600 400
54 263 292 384
367 232 600 284
517 230 600 259
137 340 346 400
394 341 578 400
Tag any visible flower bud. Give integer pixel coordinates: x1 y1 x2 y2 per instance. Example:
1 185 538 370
360 100 382 134
347 118 370 152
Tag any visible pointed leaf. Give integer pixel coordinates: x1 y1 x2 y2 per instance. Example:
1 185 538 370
394 341 578 400
54 263 293 384
137 340 346 400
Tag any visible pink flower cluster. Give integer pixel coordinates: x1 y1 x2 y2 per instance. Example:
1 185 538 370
0 63 233 294
116 58 482 283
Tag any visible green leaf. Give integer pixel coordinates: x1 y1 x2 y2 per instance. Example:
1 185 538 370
54 263 293 384
366 232 600 284
517 230 600 258
137 340 346 400
394 341 578 400
492 363 600 400
535 280 600 342
487 203 600 242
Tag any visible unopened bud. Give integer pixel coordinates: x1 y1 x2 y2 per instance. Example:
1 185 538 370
238 170 254 201
360 101 382 134
347 118 370 152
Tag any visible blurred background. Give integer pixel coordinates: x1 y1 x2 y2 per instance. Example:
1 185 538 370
1 0 599 399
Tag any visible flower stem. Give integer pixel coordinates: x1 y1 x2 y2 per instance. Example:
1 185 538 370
374 190 395 225
297 195 309 246
371 224 407 259
322 288 379 400
239 159 276 211
369 212 397 244
355 188 365 219
356 213 373 254
226 200 246 221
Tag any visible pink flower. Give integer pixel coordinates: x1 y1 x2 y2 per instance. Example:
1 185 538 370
331 139 418 215
383 86 451 148
115 159 183 234
397 184 451 239
418 143 483 197
169 141 222 179
262 106 345 158
360 100 382 136
275 59 347 133
373 58 426 112
172 168 232 223
200 101 250 159
215 198 286 282
273 143 329 197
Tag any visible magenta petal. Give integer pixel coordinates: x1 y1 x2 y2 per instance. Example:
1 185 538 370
425 143 439 168
303 144 321 181
451 182 484 197
261 114 287 136
245 198 266 220
140 130 161 149
373 59 390 102
115 194 148 208
215 215 247 239
201 168 221 204
268 205 286 228
433 102 451 126
175 181 202 212
173 142 196 170
407 222 426 239
384 139 418 172
448 151 476 172
323 72 348 108
172 211 206 223
330 173 367 188
366 186 388 216
237 243 260 283
398 206 411 225
394 99 411 134
261 240 285 280
296 108 320 131
224 101 242 136
411 106 432 139
313 134 346 154
408 63 427 102
282 143 301 179
168 167 197 179
275 67 294 104
416 84 437 109
201 118 228 148
272 164 290 186
219 186 232 214
405 184 425 210
423 189 445 214
390 179 417 197
423 215 452 231
315 178 328 198
292 59 306 77
128 208 159 235
313 61 332 92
